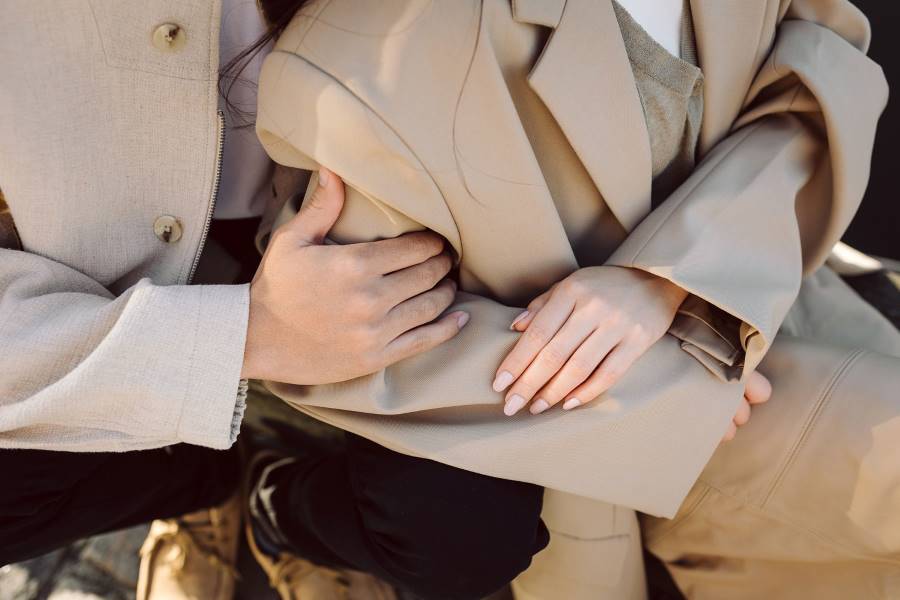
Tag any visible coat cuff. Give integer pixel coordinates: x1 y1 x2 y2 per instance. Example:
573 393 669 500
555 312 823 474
175 283 251 449
669 295 745 381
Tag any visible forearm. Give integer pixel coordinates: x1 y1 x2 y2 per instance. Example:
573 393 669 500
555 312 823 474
0 248 249 452
608 11 887 376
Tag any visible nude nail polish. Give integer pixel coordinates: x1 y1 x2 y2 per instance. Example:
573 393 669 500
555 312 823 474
510 311 529 330
492 371 514 392
530 399 550 415
318 167 330 187
562 398 581 411
504 394 527 416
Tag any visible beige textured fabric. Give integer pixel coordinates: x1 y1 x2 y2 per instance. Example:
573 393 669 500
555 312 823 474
613 0 704 206
644 268 900 597
256 0 892 518
0 0 249 451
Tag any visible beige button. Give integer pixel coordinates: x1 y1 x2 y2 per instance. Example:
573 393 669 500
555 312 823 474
152 23 186 52
153 215 183 243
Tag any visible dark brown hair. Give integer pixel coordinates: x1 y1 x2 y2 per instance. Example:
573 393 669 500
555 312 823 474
218 0 312 126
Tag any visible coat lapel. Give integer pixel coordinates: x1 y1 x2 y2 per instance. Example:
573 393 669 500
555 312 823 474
516 0 652 233
689 0 774 155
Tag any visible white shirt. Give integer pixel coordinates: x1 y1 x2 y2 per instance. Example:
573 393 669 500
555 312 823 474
215 0 274 219
615 0 685 57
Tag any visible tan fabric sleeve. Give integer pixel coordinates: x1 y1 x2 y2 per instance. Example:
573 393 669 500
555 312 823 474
607 0 887 376
256 49 745 517
0 248 250 452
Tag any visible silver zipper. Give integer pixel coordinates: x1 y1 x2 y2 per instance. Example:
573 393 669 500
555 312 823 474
187 109 226 283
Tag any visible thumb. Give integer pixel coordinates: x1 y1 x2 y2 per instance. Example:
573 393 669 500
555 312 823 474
286 167 345 246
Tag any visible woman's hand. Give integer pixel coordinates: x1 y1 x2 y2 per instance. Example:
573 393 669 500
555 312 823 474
722 370 772 442
492 266 688 415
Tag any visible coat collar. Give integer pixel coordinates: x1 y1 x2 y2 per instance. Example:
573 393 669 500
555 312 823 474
512 0 768 229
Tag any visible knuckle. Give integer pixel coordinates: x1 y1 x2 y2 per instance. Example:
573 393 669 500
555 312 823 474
432 253 453 278
539 344 568 368
419 294 443 318
566 356 594 379
407 330 431 354
558 277 581 295
522 324 550 345
337 253 362 277
406 233 442 259
352 324 381 349
351 290 383 319
628 323 653 345
267 227 293 253
597 365 623 386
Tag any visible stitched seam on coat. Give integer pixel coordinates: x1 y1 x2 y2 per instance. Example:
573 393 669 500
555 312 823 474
695 481 900 567
761 348 867 507
546 530 631 543
621 120 765 265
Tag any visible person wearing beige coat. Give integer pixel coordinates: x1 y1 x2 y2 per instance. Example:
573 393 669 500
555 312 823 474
253 0 900 597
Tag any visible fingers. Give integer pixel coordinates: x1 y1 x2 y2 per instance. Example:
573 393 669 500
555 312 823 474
721 422 737 442
352 231 447 275
528 328 619 414
733 398 751 426
492 293 575 394
510 288 554 332
502 318 596 415
380 252 453 308
745 370 772 405
384 279 457 338
558 341 646 411
721 372 771 444
286 168 345 246
721 399 749 443
383 310 469 366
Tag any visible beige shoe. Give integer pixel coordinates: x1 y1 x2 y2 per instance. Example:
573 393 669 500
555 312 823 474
244 451 397 600
136 493 241 600
245 520 397 600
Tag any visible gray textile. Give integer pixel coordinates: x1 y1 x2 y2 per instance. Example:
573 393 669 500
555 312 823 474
613 0 704 206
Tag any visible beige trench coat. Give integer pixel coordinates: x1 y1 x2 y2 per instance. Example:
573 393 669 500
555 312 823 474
256 0 895 520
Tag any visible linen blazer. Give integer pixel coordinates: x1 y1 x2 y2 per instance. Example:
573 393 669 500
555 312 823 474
0 0 250 452
256 0 889 517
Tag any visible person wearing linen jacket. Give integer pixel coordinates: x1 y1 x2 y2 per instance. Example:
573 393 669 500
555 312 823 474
254 0 900 597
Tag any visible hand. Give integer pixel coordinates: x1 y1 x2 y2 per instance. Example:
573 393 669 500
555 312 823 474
492 266 688 416
241 168 468 384
721 370 772 442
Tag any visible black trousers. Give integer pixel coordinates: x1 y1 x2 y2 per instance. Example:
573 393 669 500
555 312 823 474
0 435 548 600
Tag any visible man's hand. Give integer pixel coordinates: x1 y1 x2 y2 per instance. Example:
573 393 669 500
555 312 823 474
241 168 468 385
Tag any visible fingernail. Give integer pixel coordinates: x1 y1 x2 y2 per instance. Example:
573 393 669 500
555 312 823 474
510 311 529 330
504 394 527 416
318 167 330 188
455 312 469 328
492 371 514 392
562 398 581 411
530 399 550 415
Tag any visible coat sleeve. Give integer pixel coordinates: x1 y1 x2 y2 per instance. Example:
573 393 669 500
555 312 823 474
0 247 249 452
256 48 746 517
256 50 532 415
606 0 888 377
